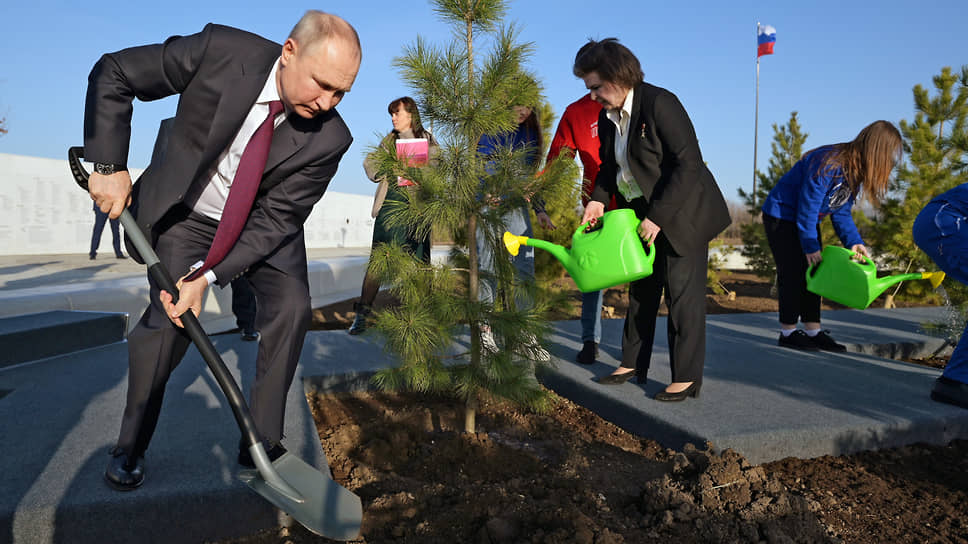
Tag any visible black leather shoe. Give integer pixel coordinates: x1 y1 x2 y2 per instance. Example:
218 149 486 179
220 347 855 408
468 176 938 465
576 341 599 365
116 253 127 259
596 370 636 385
931 376 968 409
104 447 145 491
238 441 288 468
655 381 701 402
240 329 260 341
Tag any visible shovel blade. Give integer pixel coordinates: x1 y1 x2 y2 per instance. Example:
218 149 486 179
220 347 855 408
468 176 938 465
239 453 363 540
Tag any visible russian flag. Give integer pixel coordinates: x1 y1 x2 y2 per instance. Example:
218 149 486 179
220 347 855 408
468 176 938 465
757 25 776 57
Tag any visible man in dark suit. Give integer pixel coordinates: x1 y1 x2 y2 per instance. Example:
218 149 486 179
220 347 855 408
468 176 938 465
575 39 730 401
85 11 361 490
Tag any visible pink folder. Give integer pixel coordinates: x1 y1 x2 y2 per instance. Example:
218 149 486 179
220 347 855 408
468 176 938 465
395 138 429 186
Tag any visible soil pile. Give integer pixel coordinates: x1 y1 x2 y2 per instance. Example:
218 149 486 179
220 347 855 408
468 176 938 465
218 271 967 544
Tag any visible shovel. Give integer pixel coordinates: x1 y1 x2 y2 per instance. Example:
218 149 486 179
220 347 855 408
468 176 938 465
68 147 363 540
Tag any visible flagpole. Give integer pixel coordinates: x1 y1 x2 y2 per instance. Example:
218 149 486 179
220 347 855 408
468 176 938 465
753 22 760 205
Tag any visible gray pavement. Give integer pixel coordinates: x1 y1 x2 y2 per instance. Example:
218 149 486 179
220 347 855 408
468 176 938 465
1 252 968 543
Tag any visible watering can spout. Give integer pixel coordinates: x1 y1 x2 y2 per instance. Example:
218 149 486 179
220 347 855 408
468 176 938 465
872 270 947 294
502 231 573 267
501 209 655 292
927 271 946 289
806 245 947 309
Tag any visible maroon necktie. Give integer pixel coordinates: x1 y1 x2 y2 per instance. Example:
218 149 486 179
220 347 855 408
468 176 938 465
188 100 284 281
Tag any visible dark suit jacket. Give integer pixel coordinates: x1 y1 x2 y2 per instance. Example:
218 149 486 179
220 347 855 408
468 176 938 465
591 82 730 254
83 24 352 286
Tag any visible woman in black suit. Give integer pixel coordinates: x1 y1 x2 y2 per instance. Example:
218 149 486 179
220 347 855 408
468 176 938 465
575 39 730 401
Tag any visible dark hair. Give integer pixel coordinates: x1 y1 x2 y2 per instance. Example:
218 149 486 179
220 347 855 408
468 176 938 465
572 38 643 89
387 96 431 140
811 120 902 206
519 106 543 158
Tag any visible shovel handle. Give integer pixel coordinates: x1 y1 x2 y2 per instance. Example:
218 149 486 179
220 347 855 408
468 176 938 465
67 146 262 451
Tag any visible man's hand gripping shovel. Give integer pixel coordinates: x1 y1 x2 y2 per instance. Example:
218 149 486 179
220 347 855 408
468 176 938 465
68 147 363 540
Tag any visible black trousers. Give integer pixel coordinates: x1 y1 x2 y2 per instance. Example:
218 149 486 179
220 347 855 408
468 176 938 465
763 213 821 325
118 208 311 457
617 198 709 384
231 277 258 333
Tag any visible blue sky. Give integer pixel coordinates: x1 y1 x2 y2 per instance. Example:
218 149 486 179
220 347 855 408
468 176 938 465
1 0 966 205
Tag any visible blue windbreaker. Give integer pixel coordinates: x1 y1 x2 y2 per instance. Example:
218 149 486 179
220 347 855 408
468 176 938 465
761 146 864 254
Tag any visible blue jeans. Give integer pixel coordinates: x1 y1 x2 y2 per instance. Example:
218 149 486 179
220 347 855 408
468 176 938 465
913 200 968 383
581 290 603 343
91 207 123 257
477 205 534 310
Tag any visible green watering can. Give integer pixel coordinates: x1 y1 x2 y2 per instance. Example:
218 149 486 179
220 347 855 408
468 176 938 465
805 245 946 309
503 208 655 293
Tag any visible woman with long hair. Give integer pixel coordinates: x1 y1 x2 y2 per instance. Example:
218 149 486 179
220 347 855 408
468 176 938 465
349 96 438 334
762 120 902 351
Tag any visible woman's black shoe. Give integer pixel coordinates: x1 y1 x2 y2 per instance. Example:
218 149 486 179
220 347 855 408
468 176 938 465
104 447 145 491
596 370 636 385
655 381 701 401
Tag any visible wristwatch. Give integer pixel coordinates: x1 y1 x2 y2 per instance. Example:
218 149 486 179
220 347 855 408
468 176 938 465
94 163 127 175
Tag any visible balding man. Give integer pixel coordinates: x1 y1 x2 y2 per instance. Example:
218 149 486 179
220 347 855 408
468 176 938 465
84 11 361 490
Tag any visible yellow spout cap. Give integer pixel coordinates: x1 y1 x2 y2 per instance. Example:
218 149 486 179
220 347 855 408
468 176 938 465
923 271 946 289
503 231 529 256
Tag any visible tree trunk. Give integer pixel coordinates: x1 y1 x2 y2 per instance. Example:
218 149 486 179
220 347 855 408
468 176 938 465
464 393 478 434
464 9 479 435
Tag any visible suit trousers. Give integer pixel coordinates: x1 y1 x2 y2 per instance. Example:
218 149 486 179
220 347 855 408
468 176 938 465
616 201 708 384
231 277 258 334
118 207 311 457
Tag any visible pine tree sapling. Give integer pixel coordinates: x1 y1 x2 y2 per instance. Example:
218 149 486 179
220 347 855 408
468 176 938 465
371 0 575 432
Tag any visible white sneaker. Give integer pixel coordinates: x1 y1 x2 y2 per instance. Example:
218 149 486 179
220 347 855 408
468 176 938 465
522 334 551 362
480 327 498 354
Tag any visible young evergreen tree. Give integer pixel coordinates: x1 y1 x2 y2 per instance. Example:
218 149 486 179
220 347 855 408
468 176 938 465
737 112 808 278
869 66 968 302
365 0 576 432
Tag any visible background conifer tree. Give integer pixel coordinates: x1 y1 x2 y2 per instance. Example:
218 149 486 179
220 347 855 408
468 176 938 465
365 0 576 432
737 112 808 278
869 66 968 304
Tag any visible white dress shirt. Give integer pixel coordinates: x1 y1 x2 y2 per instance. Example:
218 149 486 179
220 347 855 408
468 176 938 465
191 58 286 220
188 58 285 284
605 88 644 202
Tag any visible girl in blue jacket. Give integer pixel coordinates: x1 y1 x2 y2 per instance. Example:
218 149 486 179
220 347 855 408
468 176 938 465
762 120 902 351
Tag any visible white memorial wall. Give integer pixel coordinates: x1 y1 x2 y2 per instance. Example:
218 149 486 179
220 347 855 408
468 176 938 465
0 153 375 255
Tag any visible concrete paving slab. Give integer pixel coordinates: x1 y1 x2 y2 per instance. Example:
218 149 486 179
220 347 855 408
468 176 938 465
0 334 341 544
541 308 968 465
0 311 128 368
